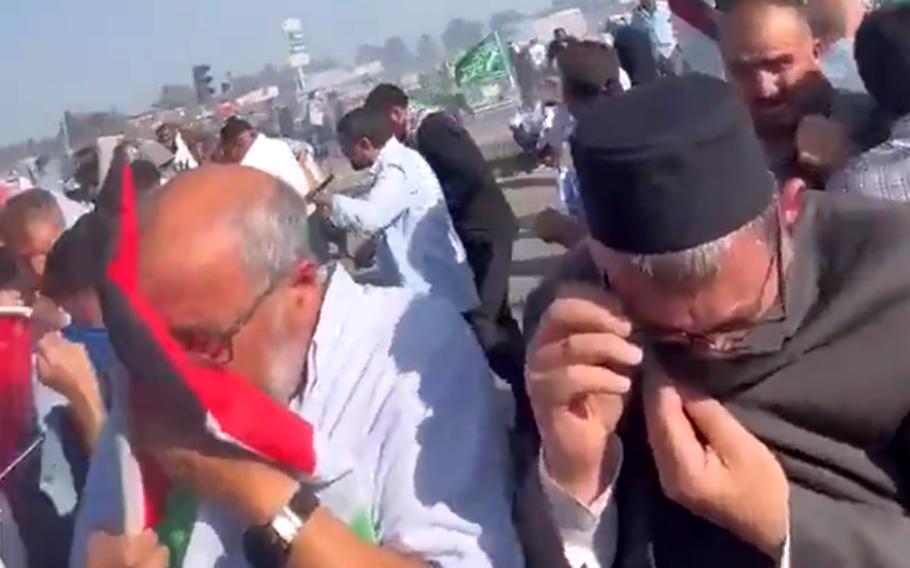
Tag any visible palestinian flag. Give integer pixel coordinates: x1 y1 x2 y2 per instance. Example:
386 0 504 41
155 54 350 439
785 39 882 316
93 150 329 565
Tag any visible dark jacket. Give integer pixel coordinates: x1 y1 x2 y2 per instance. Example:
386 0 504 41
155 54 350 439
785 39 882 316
520 191 910 567
415 112 517 240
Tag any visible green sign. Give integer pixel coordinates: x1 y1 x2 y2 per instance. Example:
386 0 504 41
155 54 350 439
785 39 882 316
454 33 510 87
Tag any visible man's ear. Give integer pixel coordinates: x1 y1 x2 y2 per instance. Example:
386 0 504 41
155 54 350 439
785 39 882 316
779 178 806 228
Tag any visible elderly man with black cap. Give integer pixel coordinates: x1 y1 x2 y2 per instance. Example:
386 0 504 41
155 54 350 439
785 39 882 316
517 73 910 568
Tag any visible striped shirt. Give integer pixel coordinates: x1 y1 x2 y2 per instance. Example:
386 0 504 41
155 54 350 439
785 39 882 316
827 115 910 202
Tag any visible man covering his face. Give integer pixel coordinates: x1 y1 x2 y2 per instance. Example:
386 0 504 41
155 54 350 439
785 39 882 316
518 74 910 568
72 165 521 568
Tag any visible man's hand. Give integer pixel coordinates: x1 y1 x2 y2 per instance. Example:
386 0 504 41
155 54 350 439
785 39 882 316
796 114 852 177
130 385 298 527
30 295 68 339
307 190 334 214
644 370 789 557
37 332 106 451
526 284 642 504
36 333 98 400
86 530 168 568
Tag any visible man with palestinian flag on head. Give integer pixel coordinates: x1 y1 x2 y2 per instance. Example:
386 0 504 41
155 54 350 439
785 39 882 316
70 154 523 567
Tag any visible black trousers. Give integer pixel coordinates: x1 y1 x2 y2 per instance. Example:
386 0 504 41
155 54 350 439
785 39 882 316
460 230 534 433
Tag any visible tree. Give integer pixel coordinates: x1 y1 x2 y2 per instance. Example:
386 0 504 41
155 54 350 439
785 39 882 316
355 44 385 65
441 19 486 55
382 36 414 74
415 34 441 69
489 10 525 32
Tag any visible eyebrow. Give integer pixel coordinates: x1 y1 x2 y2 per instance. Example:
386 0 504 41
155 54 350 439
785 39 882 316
731 52 795 67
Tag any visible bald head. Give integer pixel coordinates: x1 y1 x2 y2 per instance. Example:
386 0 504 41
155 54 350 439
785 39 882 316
138 165 320 400
721 0 825 134
139 165 311 317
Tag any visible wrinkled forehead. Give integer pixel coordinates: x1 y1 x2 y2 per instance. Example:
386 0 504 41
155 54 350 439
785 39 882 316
721 5 815 60
137 210 253 325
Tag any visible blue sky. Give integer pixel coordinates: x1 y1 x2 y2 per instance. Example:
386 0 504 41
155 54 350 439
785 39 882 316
0 0 550 145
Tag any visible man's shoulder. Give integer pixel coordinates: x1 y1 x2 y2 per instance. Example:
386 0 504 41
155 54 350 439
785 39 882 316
809 191 910 261
829 141 910 200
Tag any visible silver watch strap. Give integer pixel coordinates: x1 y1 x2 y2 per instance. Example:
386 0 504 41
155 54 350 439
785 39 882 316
271 505 306 545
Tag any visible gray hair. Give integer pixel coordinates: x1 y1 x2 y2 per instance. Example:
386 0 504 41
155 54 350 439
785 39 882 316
626 204 778 291
234 179 314 287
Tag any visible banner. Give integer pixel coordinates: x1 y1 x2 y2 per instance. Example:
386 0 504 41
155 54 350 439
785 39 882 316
454 33 510 87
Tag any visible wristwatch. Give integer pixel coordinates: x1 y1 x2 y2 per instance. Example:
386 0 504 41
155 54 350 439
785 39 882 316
243 486 320 568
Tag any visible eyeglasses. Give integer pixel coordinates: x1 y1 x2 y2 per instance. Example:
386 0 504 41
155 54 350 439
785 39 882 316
170 276 284 366
622 220 787 356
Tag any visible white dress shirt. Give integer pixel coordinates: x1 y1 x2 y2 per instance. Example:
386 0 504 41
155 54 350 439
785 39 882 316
71 267 521 567
329 137 479 314
173 133 199 171
241 134 312 199
539 441 791 568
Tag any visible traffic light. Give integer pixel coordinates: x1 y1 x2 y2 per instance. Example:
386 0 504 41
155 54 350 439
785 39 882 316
192 64 215 104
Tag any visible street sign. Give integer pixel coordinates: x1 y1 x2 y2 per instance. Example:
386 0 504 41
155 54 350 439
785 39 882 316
283 18 311 68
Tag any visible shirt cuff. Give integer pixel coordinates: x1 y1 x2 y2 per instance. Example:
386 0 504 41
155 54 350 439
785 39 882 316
538 437 623 567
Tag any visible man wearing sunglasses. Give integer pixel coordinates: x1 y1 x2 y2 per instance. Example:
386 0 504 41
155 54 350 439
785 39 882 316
71 165 522 568
518 74 910 567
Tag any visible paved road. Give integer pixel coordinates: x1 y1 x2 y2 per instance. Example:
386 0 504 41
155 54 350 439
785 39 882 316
498 171 567 327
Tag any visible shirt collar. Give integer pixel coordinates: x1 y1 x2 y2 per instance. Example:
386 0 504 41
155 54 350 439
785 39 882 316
369 137 402 176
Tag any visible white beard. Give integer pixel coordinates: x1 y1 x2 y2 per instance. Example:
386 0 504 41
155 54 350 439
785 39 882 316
265 336 308 403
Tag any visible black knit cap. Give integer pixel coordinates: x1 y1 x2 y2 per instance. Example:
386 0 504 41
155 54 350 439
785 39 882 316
572 74 775 254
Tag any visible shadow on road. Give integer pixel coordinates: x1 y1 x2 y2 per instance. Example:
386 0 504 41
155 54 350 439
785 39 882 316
499 176 554 190
510 255 561 278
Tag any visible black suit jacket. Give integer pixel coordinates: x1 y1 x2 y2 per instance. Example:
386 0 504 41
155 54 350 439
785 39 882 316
415 112 517 240
518 192 910 567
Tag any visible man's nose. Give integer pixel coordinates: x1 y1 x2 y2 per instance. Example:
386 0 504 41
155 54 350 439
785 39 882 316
754 70 780 100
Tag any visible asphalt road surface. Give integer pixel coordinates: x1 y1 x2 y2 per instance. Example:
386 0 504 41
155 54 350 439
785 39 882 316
498 170 566 328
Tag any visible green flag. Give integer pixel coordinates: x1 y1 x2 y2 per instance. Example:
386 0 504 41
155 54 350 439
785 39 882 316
454 33 509 87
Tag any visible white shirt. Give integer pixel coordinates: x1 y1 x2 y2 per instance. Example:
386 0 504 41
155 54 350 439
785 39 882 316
329 137 479 314
241 134 312 199
173 133 199 171
71 267 522 567
529 43 548 69
539 442 792 568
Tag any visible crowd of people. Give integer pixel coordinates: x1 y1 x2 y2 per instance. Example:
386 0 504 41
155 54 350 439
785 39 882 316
2 0 910 566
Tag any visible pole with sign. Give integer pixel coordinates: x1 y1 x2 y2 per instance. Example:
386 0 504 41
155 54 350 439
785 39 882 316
283 18 310 98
